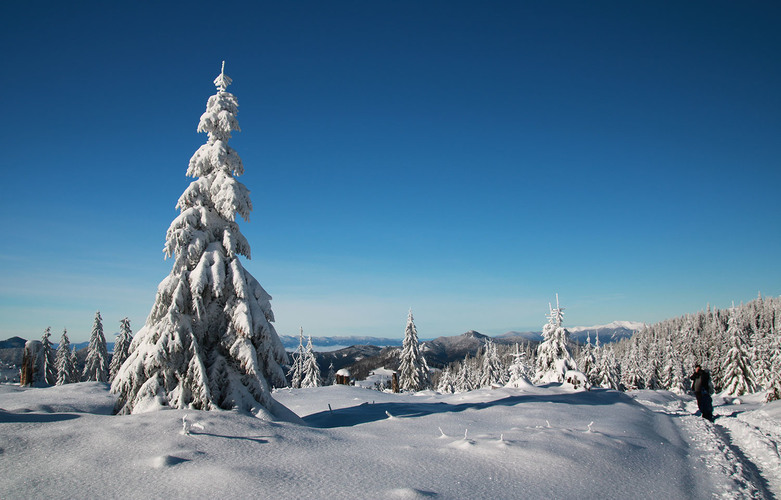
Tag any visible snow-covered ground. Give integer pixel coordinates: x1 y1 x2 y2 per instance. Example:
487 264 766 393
1 382 779 499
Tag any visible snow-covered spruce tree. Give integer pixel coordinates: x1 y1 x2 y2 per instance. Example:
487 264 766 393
454 355 475 392
437 366 456 393
301 336 321 388
577 333 598 386
287 328 305 389
533 295 577 384
55 329 78 385
83 311 109 382
661 336 686 394
325 362 336 386
506 343 531 388
764 315 781 402
595 345 621 390
398 309 430 391
37 327 57 386
112 63 288 415
721 311 757 396
479 339 506 387
109 318 133 382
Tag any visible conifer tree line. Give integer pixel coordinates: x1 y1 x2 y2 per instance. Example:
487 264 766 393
609 294 781 402
417 294 780 404
23 312 134 387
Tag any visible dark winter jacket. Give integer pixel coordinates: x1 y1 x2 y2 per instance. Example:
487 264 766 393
690 369 713 394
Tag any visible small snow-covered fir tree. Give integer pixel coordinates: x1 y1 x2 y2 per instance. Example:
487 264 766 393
721 312 757 396
595 345 621 390
437 366 456 394
83 311 109 382
325 362 336 386
109 318 133 382
577 333 598 385
533 295 577 384
479 339 506 387
55 329 78 385
287 328 305 389
37 327 57 386
620 342 644 391
454 355 475 392
661 336 686 394
112 63 288 415
301 336 321 388
506 343 532 388
398 309 430 391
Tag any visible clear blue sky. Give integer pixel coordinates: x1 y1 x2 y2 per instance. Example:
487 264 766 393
1 1 779 343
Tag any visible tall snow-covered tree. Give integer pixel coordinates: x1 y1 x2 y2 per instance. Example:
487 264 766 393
454 355 475 393
55 329 78 385
660 336 685 394
764 316 781 402
37 327 57 386
301 335 321 388
112 63 288 416
620 341 644 391
398 309 430 391
721 311 757 396
577 333 598 385
533 295 577 384
109 318 133 382
83 311 109 382
479 339 506 387
287 328 305 389
595 345 621 390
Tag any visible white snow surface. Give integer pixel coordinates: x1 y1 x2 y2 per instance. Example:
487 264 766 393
1 382 779 499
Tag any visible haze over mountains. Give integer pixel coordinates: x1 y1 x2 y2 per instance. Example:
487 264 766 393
278 321 644 350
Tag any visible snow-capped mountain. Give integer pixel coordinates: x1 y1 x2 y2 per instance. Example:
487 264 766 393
498 321 644 345
567 321 645 344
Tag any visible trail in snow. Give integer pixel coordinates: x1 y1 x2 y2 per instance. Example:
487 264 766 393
632 391 780 499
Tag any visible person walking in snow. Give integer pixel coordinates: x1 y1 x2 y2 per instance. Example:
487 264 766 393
690 364 714 421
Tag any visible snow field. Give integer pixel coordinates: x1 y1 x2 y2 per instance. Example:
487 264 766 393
2 383 779 499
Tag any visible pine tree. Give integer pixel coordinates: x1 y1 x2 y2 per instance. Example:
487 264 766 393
661 336 685 394
55 329 78 385
578 333 598 385
37 327 57 386
83 311 109 382
109 318 133 382
111 63 288 415
325 362 336 386
288 328 305 389
398 309 430 391
721 311 757 396
479 339 506 387
437 366 456 393
764 315 781 403
455 355 474 392
506 343 531 388
533 295 577 384
595 345 621 390
620 342 644 391
301 336 321 388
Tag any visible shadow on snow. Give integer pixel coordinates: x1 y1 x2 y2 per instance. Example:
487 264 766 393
304 389 632 428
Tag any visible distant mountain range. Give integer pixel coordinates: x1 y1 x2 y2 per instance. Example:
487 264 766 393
280 321 644 351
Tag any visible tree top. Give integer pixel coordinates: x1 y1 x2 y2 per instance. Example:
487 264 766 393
214 61 232 92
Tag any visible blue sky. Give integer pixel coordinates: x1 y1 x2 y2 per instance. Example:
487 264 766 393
1 1 779 343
